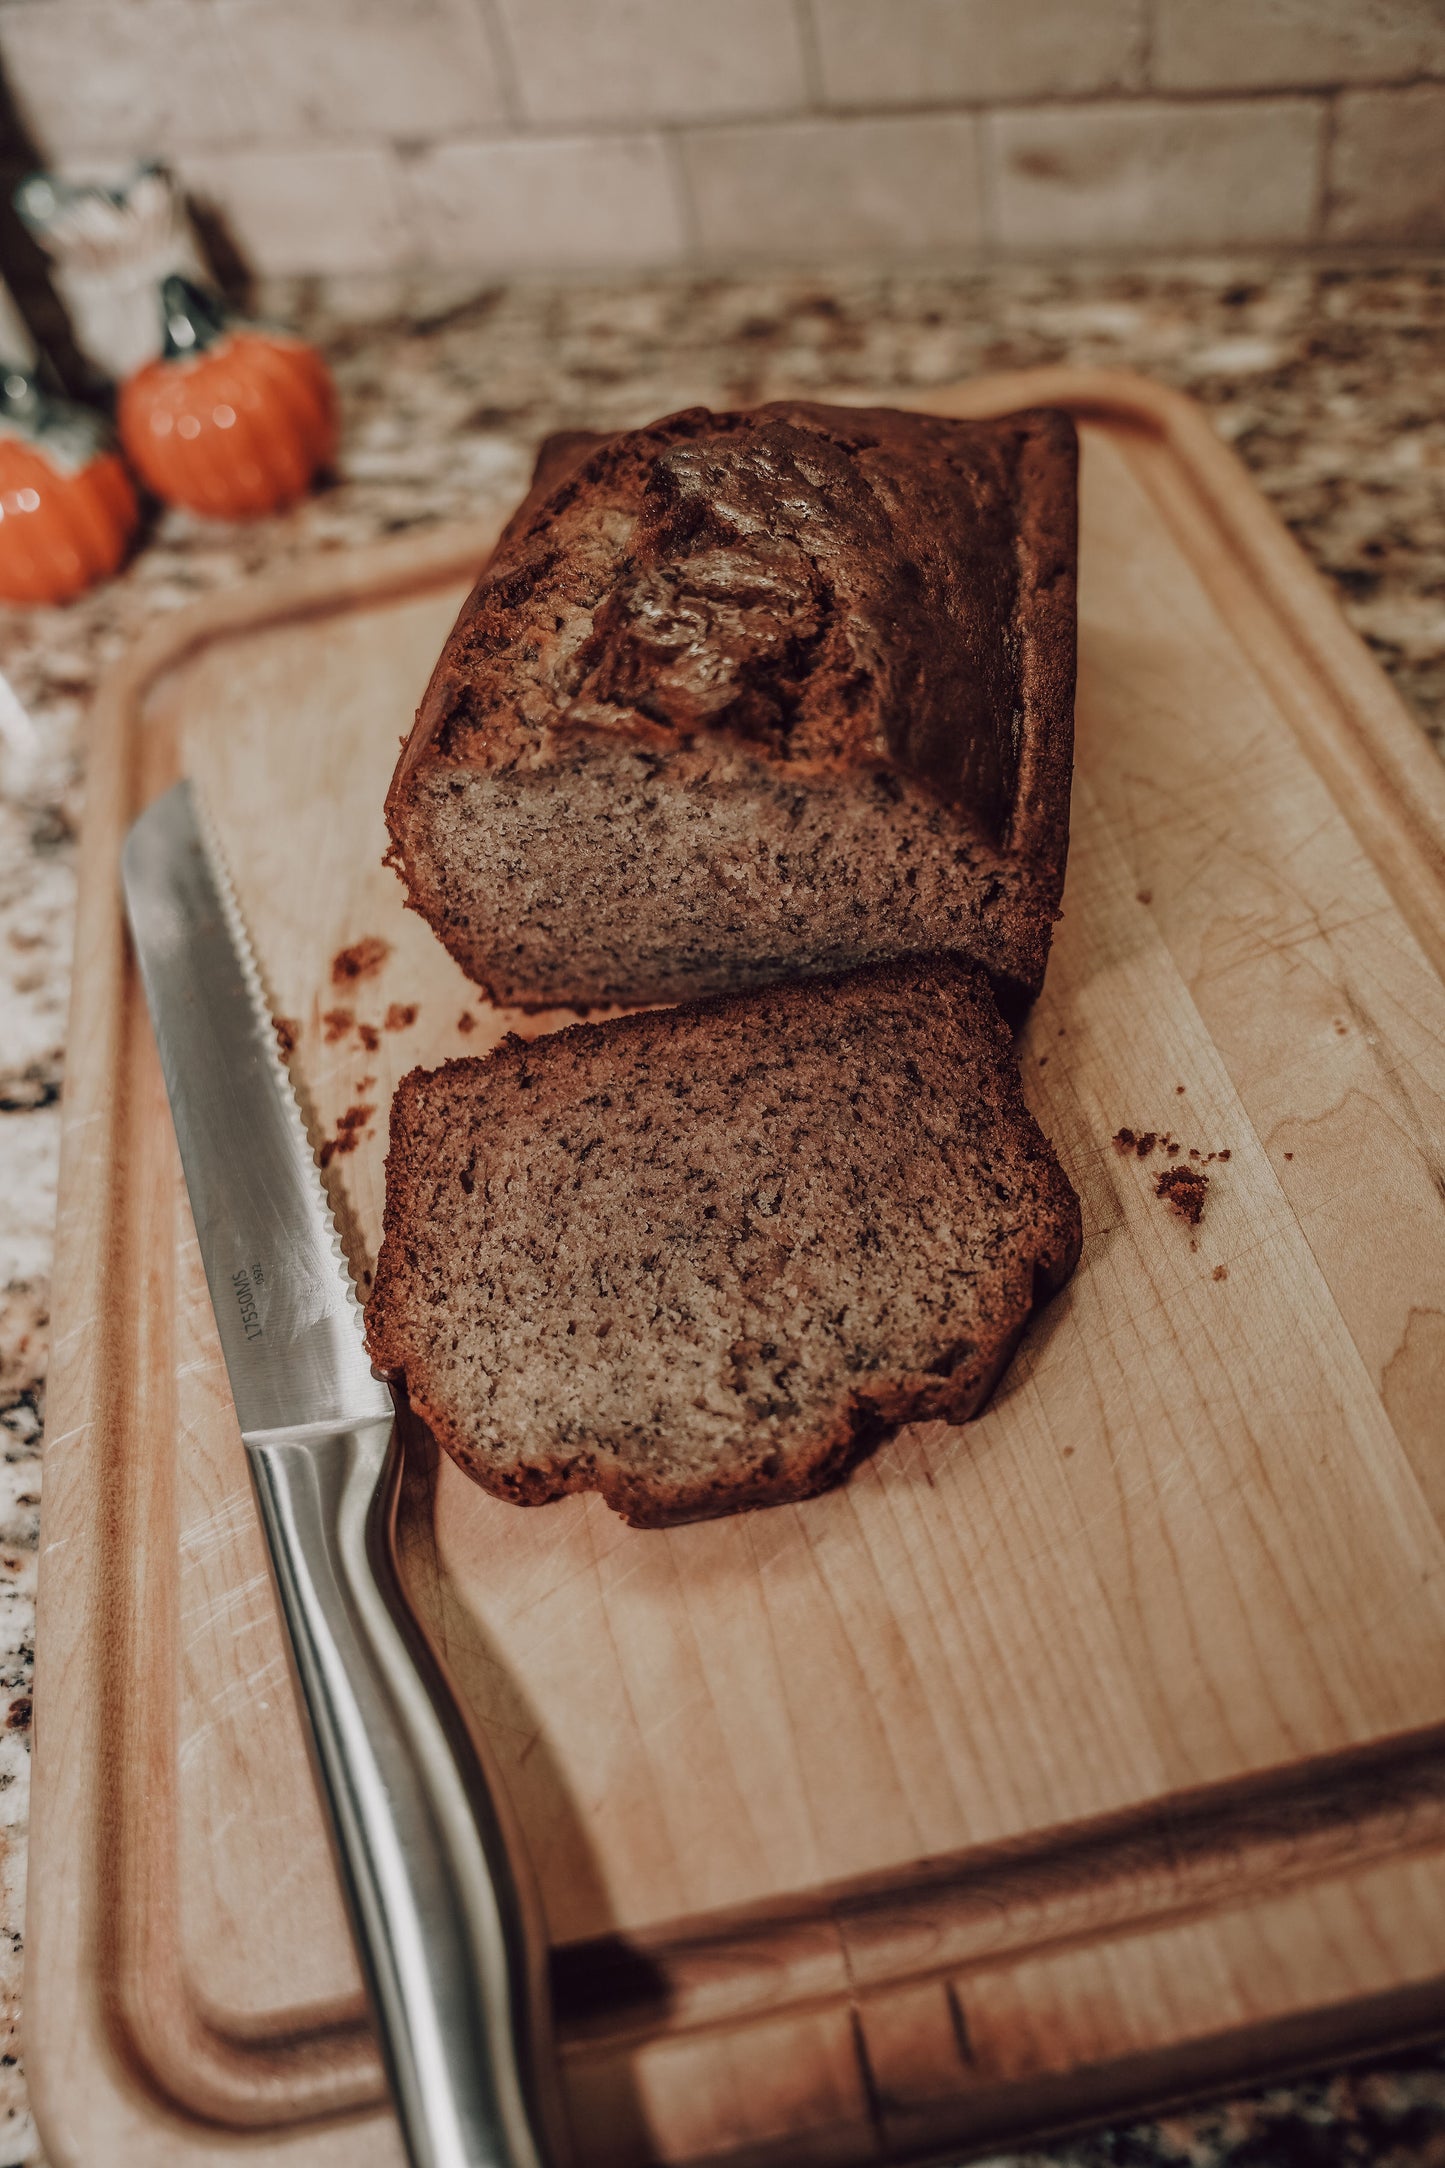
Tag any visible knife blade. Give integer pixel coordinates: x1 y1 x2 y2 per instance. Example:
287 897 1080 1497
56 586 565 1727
122 780 560 2168
122 779 388 1439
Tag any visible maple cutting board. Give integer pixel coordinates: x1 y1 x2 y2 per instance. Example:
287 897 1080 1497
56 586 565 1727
29 369 1445 2168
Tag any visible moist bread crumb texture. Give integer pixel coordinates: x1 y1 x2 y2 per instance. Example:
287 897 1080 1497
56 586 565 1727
366 957 1082 1528
385 400 1077 1014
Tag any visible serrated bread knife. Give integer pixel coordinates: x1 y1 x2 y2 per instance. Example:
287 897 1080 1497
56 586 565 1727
122 780 559 2168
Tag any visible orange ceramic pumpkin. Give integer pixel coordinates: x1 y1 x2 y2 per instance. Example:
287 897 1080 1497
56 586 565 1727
119 277 337 520
0 371 138 605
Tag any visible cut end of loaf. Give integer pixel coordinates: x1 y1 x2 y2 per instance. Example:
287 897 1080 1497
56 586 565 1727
366 956 1082 1527
388 734 1054 1013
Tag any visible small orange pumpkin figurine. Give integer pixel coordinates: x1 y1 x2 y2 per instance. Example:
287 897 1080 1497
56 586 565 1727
0 368 138 605
119 277 337 520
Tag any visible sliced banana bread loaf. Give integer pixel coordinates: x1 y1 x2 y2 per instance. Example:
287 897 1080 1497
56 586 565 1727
366 956 1081 1528
385 400 1077 1014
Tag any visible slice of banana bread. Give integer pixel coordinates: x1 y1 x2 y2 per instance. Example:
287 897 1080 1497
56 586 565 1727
385 400 1077 1015
365 956 1081 1528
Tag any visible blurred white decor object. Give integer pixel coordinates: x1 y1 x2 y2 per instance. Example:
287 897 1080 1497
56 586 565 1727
15 164 207 381
0 670 40 795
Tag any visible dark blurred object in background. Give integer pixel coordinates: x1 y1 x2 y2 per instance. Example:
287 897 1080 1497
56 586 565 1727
0 52 92 397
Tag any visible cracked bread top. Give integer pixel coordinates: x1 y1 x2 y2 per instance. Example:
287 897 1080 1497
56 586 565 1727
391 399 1077 859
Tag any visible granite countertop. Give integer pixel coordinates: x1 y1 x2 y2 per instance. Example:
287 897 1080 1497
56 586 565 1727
2 258 1443 2168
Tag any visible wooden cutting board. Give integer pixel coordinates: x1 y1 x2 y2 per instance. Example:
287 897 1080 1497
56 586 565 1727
28 369 1445 2168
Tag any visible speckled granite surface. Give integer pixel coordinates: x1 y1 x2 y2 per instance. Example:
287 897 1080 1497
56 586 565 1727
2 258 1443 2168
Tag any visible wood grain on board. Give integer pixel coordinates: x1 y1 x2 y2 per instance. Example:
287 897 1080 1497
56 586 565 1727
27 371 1445 2168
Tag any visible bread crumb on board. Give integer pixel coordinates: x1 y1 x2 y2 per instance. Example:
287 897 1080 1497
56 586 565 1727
332 936 391 987
1155 1165 1209 1225
1116 1127 1229 1174
318 1101 376 1170
385 1002 419 1032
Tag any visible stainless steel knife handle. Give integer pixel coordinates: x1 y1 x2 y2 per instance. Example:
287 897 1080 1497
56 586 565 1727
246 1416 559 2168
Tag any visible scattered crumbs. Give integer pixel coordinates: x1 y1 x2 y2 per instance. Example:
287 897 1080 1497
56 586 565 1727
1135 1131 1158 1158
332 936 392 987
1213 1264 1229 1281
1038 1053 1049 1068
1175 1083 1186 1094
1062 1445 1075 1458
1217 1148 1231 1161
1166 1141 1181 1156
1136 889 1153 905
1113 1127 1159 1158
273 1016 299 1061
356 1074 376 1092
385 1002 419 1032
1057 1026 1065 1037
1113 1127 1136 1153
321 1102 376 1170
1284 1150 1294 1160
458 1011 476 1034
322 1006 353 1043
1334 1019 1348 1035
1155 1165 1209 1225
358 1022 381 1052
1189 1148 1202 1160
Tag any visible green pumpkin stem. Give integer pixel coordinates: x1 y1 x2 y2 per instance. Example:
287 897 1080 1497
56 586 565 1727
0 364 110 467
159 275 231 361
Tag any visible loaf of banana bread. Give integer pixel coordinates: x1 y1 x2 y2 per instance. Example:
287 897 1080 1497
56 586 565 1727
385 400 1077 1013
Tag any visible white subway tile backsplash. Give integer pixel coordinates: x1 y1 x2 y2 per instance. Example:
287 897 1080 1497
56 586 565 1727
176 145 412 276
3 0 1438 279
683 113 985 260
1328 85 1445 242
1153 0 1445 94
989 98 1325 253
220 0 506 143
405 133 686 271
811 0 1144 108
493 0 808 126
0 0 257 157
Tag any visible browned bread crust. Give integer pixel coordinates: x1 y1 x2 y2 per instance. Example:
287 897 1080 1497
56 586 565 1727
365 956 1082 1528
385 399 1077 1014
